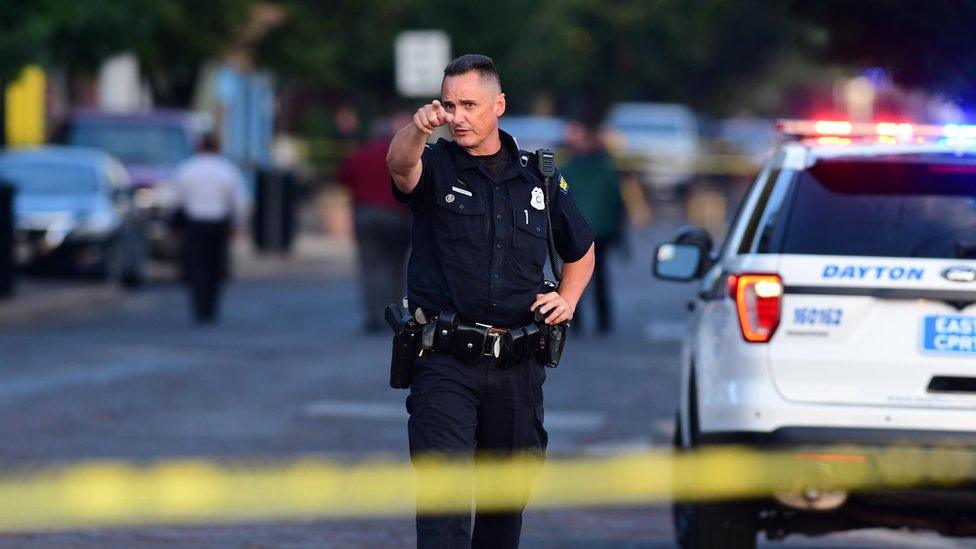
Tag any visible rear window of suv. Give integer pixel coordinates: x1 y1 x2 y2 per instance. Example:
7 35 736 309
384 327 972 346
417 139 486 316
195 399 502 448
763 156 976 259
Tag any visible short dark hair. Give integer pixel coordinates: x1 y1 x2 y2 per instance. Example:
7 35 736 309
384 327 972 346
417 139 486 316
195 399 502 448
443 54 501 90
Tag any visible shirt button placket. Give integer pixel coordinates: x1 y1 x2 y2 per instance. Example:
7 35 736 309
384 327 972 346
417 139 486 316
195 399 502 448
489 184 508 308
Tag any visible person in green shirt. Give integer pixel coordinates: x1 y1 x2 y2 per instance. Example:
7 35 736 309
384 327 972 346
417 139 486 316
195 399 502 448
560 117 625 334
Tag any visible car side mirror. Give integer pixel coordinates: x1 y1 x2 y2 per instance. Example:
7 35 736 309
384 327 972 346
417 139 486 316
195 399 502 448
653 243 705 282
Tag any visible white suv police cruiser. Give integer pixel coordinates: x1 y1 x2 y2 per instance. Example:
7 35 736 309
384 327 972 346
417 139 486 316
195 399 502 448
654 120 976 548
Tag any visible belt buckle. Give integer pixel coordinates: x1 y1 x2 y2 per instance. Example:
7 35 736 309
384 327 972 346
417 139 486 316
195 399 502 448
477 323 502 358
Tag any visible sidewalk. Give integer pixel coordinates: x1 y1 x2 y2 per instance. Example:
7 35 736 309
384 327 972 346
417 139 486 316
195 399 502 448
0 279 125 329
0 231 355 329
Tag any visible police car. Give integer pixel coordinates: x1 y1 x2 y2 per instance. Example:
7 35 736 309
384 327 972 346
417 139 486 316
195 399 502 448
654 120 976 547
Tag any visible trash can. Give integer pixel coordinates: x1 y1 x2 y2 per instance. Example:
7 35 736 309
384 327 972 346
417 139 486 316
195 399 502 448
252 168 297 253
0 181 15 298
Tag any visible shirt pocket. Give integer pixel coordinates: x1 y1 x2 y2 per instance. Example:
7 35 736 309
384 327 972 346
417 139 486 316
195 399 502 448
511 204 549 280
435 187 487 250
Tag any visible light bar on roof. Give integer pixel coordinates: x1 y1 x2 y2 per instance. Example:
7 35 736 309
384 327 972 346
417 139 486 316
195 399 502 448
776 119 976 140
812 120 852 135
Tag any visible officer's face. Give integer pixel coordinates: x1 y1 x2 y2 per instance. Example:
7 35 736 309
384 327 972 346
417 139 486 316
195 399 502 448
441 72 506 154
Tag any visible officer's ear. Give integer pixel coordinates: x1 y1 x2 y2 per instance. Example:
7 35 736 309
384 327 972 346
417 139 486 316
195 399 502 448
494 92 506 118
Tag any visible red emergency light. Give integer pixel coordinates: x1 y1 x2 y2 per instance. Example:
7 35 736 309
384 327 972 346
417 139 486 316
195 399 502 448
775 119 971 142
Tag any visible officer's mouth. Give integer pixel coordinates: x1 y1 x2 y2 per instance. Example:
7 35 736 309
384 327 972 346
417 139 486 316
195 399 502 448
453 128 472 137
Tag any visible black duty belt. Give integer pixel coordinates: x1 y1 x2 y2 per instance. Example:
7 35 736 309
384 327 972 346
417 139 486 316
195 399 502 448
419 311 542 366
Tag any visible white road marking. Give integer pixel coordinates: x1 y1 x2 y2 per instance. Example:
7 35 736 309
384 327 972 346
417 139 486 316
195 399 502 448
302 399 605 431
302 400 403 420
580 437 654 456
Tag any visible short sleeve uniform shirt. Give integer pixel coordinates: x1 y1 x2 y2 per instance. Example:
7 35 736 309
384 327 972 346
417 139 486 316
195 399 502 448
393 130 594 327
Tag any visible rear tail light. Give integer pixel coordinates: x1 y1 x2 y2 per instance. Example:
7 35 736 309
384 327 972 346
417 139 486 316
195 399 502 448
728 274 783 343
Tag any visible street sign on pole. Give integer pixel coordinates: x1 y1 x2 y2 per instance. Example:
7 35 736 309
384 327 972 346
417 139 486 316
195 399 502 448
395 31 451 98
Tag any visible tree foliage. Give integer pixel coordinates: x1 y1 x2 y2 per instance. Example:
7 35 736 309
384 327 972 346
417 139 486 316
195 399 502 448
257 0 799 116
787 0 976 105
0 0 248 104
5 0 973 119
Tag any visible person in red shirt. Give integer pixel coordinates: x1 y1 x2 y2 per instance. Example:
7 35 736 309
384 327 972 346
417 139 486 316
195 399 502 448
336 112 412 333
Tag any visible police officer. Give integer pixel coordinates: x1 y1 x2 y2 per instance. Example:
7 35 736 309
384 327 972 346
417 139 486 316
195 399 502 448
387 54 595 549
172 133 250 323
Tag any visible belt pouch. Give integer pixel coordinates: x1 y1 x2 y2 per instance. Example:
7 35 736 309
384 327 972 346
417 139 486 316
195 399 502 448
434 311 457 352
453 323 488 364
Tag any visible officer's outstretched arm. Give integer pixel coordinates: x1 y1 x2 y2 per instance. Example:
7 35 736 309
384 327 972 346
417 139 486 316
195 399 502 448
387 100 454 195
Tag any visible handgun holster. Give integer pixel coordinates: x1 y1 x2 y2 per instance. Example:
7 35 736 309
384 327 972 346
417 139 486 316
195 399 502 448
385 303 421 389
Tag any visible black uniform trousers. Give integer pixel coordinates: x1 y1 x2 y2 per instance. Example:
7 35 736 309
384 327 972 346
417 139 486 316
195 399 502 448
185 219 230 322
407 351 548 549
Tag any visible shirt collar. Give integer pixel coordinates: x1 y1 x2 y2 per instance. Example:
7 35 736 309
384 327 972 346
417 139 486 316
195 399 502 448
448 129 520 171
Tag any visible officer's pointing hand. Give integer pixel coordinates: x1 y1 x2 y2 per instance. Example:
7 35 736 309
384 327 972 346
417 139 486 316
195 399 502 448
531 292 574 325
414 100 454 135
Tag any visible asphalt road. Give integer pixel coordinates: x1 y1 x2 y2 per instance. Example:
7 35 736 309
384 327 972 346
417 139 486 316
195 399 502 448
0 212 970 548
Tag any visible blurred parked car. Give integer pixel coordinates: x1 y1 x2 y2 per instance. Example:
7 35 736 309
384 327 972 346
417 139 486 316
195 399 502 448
499 116 566 152
60 110 210 260
604 102 701 197
0 146 147 286
715 117 778 167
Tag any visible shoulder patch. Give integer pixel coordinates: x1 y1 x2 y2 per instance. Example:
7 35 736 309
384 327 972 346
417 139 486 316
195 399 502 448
559 175 569 194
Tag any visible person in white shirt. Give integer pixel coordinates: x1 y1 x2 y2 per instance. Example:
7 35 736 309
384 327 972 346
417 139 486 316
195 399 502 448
172 133 251 323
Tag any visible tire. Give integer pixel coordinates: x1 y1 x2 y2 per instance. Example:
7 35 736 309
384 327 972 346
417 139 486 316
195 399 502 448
673 498 757 549
672 371 757 549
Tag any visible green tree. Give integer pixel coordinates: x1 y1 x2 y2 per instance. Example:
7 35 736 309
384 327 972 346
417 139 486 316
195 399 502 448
134 0 254 105
0 0 249 105
257 0 798 122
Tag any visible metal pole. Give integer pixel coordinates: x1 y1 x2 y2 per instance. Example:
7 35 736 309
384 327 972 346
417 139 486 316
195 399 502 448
0 182 15 298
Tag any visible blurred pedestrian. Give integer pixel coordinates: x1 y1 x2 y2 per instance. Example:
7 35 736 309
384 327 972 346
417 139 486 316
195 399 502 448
388 54 595 549
336 112 412 333
333 103 362 141
172 133 250 324
560 117 625 334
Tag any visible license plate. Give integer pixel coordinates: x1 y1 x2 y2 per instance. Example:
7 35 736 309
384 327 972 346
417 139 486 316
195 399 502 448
921 315 976 355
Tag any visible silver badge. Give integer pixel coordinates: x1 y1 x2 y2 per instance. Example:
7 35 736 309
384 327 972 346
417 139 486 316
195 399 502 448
530 187 545 210
445 193 455 203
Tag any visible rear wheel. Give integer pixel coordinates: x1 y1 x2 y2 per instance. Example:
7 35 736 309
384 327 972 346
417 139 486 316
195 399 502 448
672 371 757 549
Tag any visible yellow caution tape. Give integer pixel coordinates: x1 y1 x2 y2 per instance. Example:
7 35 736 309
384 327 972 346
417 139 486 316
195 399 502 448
0 445 973 532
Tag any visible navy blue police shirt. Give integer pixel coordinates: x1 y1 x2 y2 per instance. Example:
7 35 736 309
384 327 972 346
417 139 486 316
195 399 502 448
393 129 594 327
